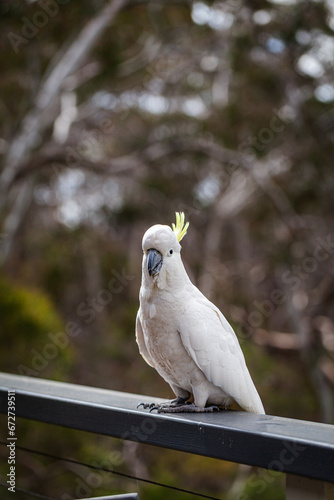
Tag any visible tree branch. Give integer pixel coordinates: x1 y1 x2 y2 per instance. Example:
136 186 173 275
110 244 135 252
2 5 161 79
0 0 130 204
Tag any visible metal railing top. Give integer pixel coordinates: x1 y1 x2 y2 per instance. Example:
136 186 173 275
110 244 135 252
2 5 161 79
0 372 333 484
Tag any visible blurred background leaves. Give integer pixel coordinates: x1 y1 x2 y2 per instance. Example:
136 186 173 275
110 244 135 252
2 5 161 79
0 0 334 498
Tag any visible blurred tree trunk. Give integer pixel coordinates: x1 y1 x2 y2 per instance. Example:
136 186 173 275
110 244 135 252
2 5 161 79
0 0 129 262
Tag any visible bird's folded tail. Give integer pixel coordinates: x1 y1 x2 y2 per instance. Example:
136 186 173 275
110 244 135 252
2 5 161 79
236 375 265 414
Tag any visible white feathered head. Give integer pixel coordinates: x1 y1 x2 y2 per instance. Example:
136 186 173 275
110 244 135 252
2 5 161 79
141 212 189 287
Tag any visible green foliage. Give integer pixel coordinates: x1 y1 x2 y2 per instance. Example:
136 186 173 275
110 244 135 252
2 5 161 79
241 341 318 420
240 470 285 500
0 272 73 377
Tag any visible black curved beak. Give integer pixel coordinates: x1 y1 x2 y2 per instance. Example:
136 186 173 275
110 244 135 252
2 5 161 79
147 249 163 276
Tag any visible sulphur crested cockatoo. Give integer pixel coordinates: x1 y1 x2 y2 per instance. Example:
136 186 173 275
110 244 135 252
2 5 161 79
136 213 265 414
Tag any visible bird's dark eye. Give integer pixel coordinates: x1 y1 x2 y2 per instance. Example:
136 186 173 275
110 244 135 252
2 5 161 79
169 249 173 255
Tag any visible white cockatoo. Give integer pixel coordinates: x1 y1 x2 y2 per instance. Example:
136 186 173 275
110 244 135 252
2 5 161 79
136 213 265 414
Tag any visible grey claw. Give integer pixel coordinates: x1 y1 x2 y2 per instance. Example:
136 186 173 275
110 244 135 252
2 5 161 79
149 405 159 412
137 402 156 410
137 402 151 409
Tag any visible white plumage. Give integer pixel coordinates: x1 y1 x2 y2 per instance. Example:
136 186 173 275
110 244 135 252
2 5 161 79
136 215 265 414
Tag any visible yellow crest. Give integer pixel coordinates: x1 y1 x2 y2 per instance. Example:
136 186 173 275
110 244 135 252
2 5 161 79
172 212 189 242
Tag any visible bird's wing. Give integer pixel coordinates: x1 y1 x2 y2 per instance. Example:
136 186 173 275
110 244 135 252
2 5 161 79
135 310 155 368
178 295 265 414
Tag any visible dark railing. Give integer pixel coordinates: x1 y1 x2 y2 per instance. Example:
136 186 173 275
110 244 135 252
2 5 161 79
0 372 333 499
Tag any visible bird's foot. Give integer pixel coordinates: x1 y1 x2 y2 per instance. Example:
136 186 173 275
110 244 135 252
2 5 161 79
137 401 220 413
137 396 189 412
155 403 220 413
137 402 157 410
